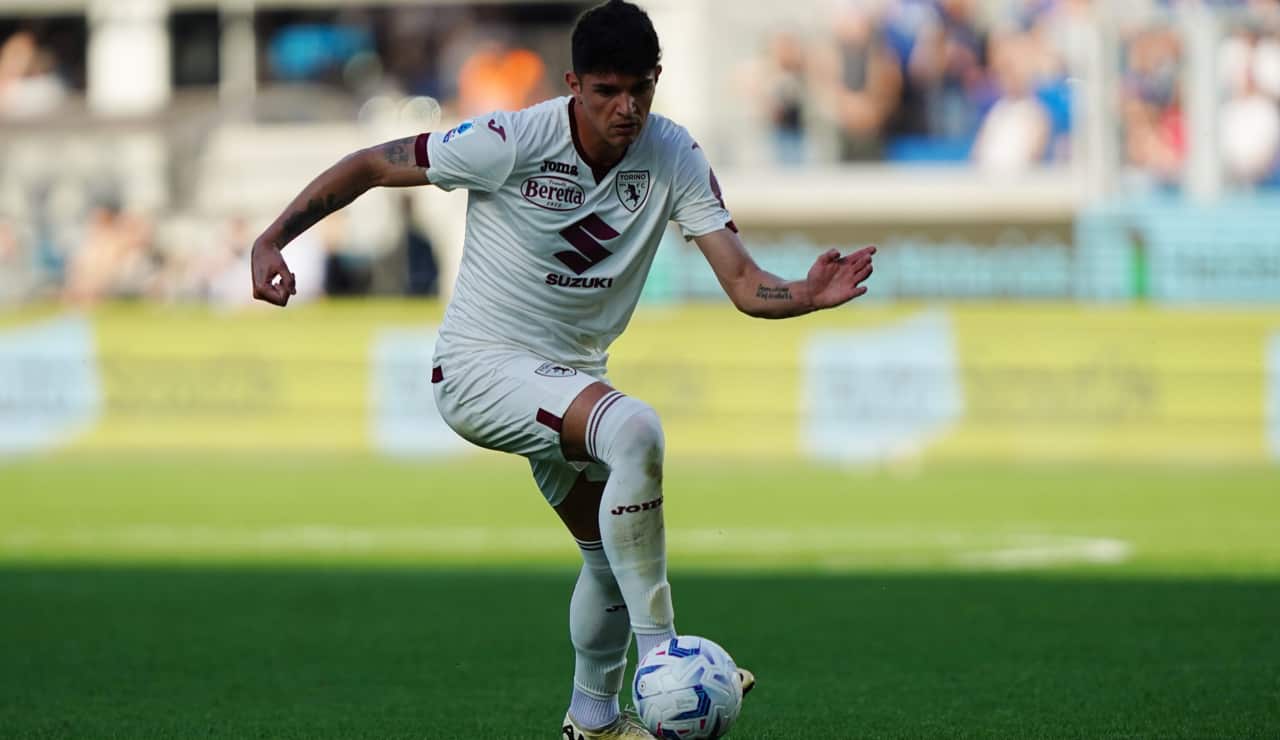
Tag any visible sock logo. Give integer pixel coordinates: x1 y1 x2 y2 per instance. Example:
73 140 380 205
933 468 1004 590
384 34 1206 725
605 603 628 613
610 496 663 516
562 725 584 740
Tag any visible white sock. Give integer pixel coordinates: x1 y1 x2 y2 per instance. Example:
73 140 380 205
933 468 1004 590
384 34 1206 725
569 540 630 730
587 393 677 659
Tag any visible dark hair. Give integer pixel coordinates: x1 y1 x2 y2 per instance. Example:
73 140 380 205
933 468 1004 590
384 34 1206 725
571 0 661 76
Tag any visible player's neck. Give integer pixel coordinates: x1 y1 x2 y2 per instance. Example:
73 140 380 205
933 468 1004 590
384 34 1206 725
569 98 627 182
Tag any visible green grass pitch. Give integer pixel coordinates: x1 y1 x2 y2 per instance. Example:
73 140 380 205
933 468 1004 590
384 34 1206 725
2 454 1278 738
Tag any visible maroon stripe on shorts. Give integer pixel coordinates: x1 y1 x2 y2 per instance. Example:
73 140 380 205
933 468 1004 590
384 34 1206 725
414 133 431 168
535 408 563 432
431 366 443 384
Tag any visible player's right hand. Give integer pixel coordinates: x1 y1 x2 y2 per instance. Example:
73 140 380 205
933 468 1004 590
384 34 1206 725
251 241 297 307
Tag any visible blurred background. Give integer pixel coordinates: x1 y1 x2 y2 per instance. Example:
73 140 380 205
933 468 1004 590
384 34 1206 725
2 2 1279 737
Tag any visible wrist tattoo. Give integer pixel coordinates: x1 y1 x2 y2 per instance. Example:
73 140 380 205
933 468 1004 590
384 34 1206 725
756 284 792 301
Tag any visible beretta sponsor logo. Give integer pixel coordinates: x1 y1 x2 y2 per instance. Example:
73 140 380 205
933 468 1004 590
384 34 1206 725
535 362 578 378
521 175 586 212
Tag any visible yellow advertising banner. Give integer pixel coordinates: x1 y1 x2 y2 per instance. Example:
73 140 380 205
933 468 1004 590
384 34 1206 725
1 302 1275 464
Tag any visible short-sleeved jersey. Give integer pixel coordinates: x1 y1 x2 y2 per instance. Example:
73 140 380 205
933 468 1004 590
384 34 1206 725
424 96 734 372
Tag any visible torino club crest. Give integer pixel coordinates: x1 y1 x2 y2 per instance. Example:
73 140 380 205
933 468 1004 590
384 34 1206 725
615 170 650 212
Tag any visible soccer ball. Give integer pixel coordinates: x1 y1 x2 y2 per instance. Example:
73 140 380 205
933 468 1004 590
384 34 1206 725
633 635 743 739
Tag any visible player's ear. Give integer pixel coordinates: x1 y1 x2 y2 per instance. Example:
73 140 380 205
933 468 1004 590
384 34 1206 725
565 71 582 97
653 65 662 86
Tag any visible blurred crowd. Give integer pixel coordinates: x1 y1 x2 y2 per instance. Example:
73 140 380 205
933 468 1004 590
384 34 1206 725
746 0 1083 169
748 0 1280 184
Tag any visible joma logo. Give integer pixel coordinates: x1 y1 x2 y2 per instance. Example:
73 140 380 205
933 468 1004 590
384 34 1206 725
541 160 579 176
610 496 663 515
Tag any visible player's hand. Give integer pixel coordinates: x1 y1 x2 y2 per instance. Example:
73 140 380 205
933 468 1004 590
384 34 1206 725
251 241 297 307
806 245 875 310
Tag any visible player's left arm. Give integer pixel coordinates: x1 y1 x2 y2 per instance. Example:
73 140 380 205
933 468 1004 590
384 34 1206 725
693 228 875 319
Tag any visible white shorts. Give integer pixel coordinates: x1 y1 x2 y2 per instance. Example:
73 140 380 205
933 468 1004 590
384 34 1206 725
431 342 610 506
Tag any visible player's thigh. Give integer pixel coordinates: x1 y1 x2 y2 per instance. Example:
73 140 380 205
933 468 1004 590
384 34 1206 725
432 347 606 502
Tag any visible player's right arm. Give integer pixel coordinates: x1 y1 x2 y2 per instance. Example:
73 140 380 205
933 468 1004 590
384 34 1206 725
253 113 518 306
250 136 430 306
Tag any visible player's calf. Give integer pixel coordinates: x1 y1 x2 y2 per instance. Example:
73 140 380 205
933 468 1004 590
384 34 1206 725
569 540 632 731
587 392 675 659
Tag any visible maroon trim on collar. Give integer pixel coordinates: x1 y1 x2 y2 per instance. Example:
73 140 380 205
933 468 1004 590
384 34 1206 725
414 133 430 168
568 98 626 185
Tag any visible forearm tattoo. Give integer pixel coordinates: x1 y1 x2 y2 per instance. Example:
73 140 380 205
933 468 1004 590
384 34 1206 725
277 192 355 246
756 284 792 301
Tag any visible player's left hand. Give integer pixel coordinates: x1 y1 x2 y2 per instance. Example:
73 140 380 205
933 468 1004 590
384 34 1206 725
806 245 875 310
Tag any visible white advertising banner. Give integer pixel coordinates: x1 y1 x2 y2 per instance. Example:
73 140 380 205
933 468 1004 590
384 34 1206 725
369 327 470 457
803 310 963 463
0 316 102 455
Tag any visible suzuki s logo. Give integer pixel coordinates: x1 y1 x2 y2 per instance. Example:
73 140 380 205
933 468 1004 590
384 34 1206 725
555 214 619 275
615 170 650 212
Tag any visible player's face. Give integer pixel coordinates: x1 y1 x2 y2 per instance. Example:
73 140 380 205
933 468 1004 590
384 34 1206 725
568 67 661 149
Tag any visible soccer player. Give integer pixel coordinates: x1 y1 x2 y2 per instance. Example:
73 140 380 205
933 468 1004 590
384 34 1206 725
249 1 875 737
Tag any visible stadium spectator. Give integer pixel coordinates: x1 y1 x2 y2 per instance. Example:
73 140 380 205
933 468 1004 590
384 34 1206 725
815 3 903 162
398 194 440 296
1219 28 1280 185
455 39 548 117
62 201 156 306
971 31 1052 172
1015 0 1082 161
752 30 811 165
1120 26 1186 185
879 0 939 139
0 30 67 119
903 0 988 141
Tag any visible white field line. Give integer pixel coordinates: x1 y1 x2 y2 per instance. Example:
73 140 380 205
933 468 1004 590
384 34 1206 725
0 525 1133 568
951 536 1133 568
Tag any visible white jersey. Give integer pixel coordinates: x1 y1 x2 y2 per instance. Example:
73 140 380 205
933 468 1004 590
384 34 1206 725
424 96 735 371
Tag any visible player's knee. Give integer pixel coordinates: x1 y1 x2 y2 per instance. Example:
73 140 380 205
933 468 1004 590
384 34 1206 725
610 402 665 482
